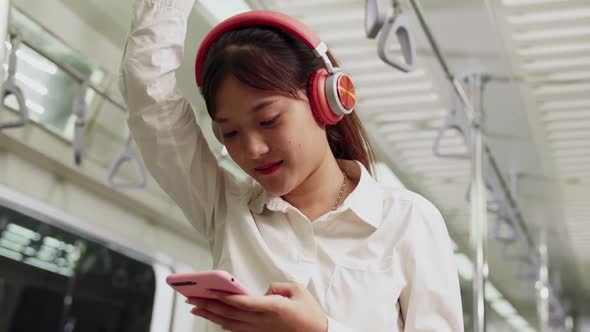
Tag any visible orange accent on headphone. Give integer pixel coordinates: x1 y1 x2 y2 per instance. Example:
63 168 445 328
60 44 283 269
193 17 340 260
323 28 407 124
337 75 356 111
195 10 356 131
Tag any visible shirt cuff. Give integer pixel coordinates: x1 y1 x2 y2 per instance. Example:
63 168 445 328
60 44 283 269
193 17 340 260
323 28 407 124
327 316 355 332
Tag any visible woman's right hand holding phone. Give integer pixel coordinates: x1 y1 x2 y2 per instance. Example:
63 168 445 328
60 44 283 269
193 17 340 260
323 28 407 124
187 282 328 332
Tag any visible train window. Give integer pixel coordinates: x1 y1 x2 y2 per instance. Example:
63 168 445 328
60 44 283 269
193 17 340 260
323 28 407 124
0 205 156 332
2 7 104 142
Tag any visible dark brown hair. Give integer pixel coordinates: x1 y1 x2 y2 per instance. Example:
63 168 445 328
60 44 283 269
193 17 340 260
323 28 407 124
199 27 376 174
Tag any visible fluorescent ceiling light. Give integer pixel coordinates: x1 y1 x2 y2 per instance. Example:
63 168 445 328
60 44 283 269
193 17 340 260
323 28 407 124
491 299 517 317
1 231 30 246
552 147 590 157
200 0 250 21
7 224 41 241
422 168 470 177
507 315 529 329
543 109 589 122
540 98 590 111
333 43 401 58
520 327 536 332
454 253 474 281
548 130 590 141
534 83 590 95
556 162 590 171
380 119 444 133
508 8 590 24
402 154 461 165
406 159 468 169
400 148 437 158
26 100 45 114
4 95 46 114
485 283 502 301
379 122 419 132
359 82 434 96
0 247 23 261
24 257 73 277
23 247 36 256
551 139 589 149
363 93 439 107
0 238 24 252
15 73 48 96
320 29 366 43
373 109 448 122
387 130 438 142
412 163 470 172
15 49 57 75
303 11 363 26
522 57 590 71
545 70 590 81
353 70 427 87
513 26 590 41
546 120 590 131
519 43 590 57
502 0 566 6
421 178 470 187
44 236 65 249
392 137 464 149
557 163 590 172
555 156 590 165
402 145 468 158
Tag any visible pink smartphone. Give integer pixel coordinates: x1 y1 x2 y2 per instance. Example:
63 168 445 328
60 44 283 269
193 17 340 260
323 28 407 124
166 270 251 300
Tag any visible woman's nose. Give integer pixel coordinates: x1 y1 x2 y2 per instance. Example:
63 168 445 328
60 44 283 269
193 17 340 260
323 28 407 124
243 133 270 160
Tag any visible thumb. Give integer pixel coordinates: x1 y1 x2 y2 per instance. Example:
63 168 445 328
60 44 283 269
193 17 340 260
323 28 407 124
265 282 299 298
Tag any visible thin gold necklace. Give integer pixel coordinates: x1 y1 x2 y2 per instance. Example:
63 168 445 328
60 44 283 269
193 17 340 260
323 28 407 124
332 171 348 211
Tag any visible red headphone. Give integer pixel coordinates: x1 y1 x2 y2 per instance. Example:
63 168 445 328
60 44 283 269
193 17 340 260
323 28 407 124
194 11 356 142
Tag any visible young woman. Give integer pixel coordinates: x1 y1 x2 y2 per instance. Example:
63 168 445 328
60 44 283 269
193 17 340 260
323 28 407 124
119 0 463 331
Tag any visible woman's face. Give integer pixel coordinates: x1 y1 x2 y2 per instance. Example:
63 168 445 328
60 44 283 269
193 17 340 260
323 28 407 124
214 75 330 196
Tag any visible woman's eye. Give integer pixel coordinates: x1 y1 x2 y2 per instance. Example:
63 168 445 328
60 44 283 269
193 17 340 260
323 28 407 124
260 116 279 127
223 130 238 139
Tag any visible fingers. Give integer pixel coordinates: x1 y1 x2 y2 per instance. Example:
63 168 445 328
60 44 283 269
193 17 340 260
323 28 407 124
207 291 286 313
187 298 262 323
191 306 254 332
265 282 300 298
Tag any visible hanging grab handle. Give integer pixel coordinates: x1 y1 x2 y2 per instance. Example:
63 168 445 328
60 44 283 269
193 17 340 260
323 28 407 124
493 213 519 245
73 81 88 165
432 113 471 160
105 126 146 190
0 36 29 130
365 0 417 72
365 0 389 38
376 12 416 73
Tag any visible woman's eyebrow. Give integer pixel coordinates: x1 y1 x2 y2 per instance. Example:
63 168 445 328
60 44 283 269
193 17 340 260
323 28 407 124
215 99 278 123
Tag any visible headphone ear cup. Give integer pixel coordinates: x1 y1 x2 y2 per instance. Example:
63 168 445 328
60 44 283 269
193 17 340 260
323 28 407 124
308 68 343 125
211 121 223 143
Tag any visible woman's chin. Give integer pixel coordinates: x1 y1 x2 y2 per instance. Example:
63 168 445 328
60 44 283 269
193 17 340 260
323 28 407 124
258 181 292 197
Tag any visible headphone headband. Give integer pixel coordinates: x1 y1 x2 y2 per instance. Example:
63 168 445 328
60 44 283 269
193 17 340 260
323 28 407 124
195 11 331 87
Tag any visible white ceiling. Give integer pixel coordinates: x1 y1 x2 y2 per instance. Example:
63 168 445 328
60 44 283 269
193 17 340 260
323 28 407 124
251 0 590 322
53 0 590 325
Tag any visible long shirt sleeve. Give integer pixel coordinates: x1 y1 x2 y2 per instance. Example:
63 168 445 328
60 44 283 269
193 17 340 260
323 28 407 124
398 197 464 331
119 0 236 245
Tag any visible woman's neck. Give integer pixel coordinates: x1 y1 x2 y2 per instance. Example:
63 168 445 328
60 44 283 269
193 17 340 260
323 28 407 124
282 157 355 222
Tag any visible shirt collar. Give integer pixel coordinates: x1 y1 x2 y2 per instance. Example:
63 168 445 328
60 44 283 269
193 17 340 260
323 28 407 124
248 160 384 229
248 185 287 214
340 160 384 229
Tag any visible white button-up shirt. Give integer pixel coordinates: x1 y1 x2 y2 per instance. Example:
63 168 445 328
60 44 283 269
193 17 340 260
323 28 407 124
119 1 464 331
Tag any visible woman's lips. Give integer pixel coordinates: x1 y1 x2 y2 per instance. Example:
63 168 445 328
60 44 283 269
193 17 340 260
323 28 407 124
255 161 283 175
